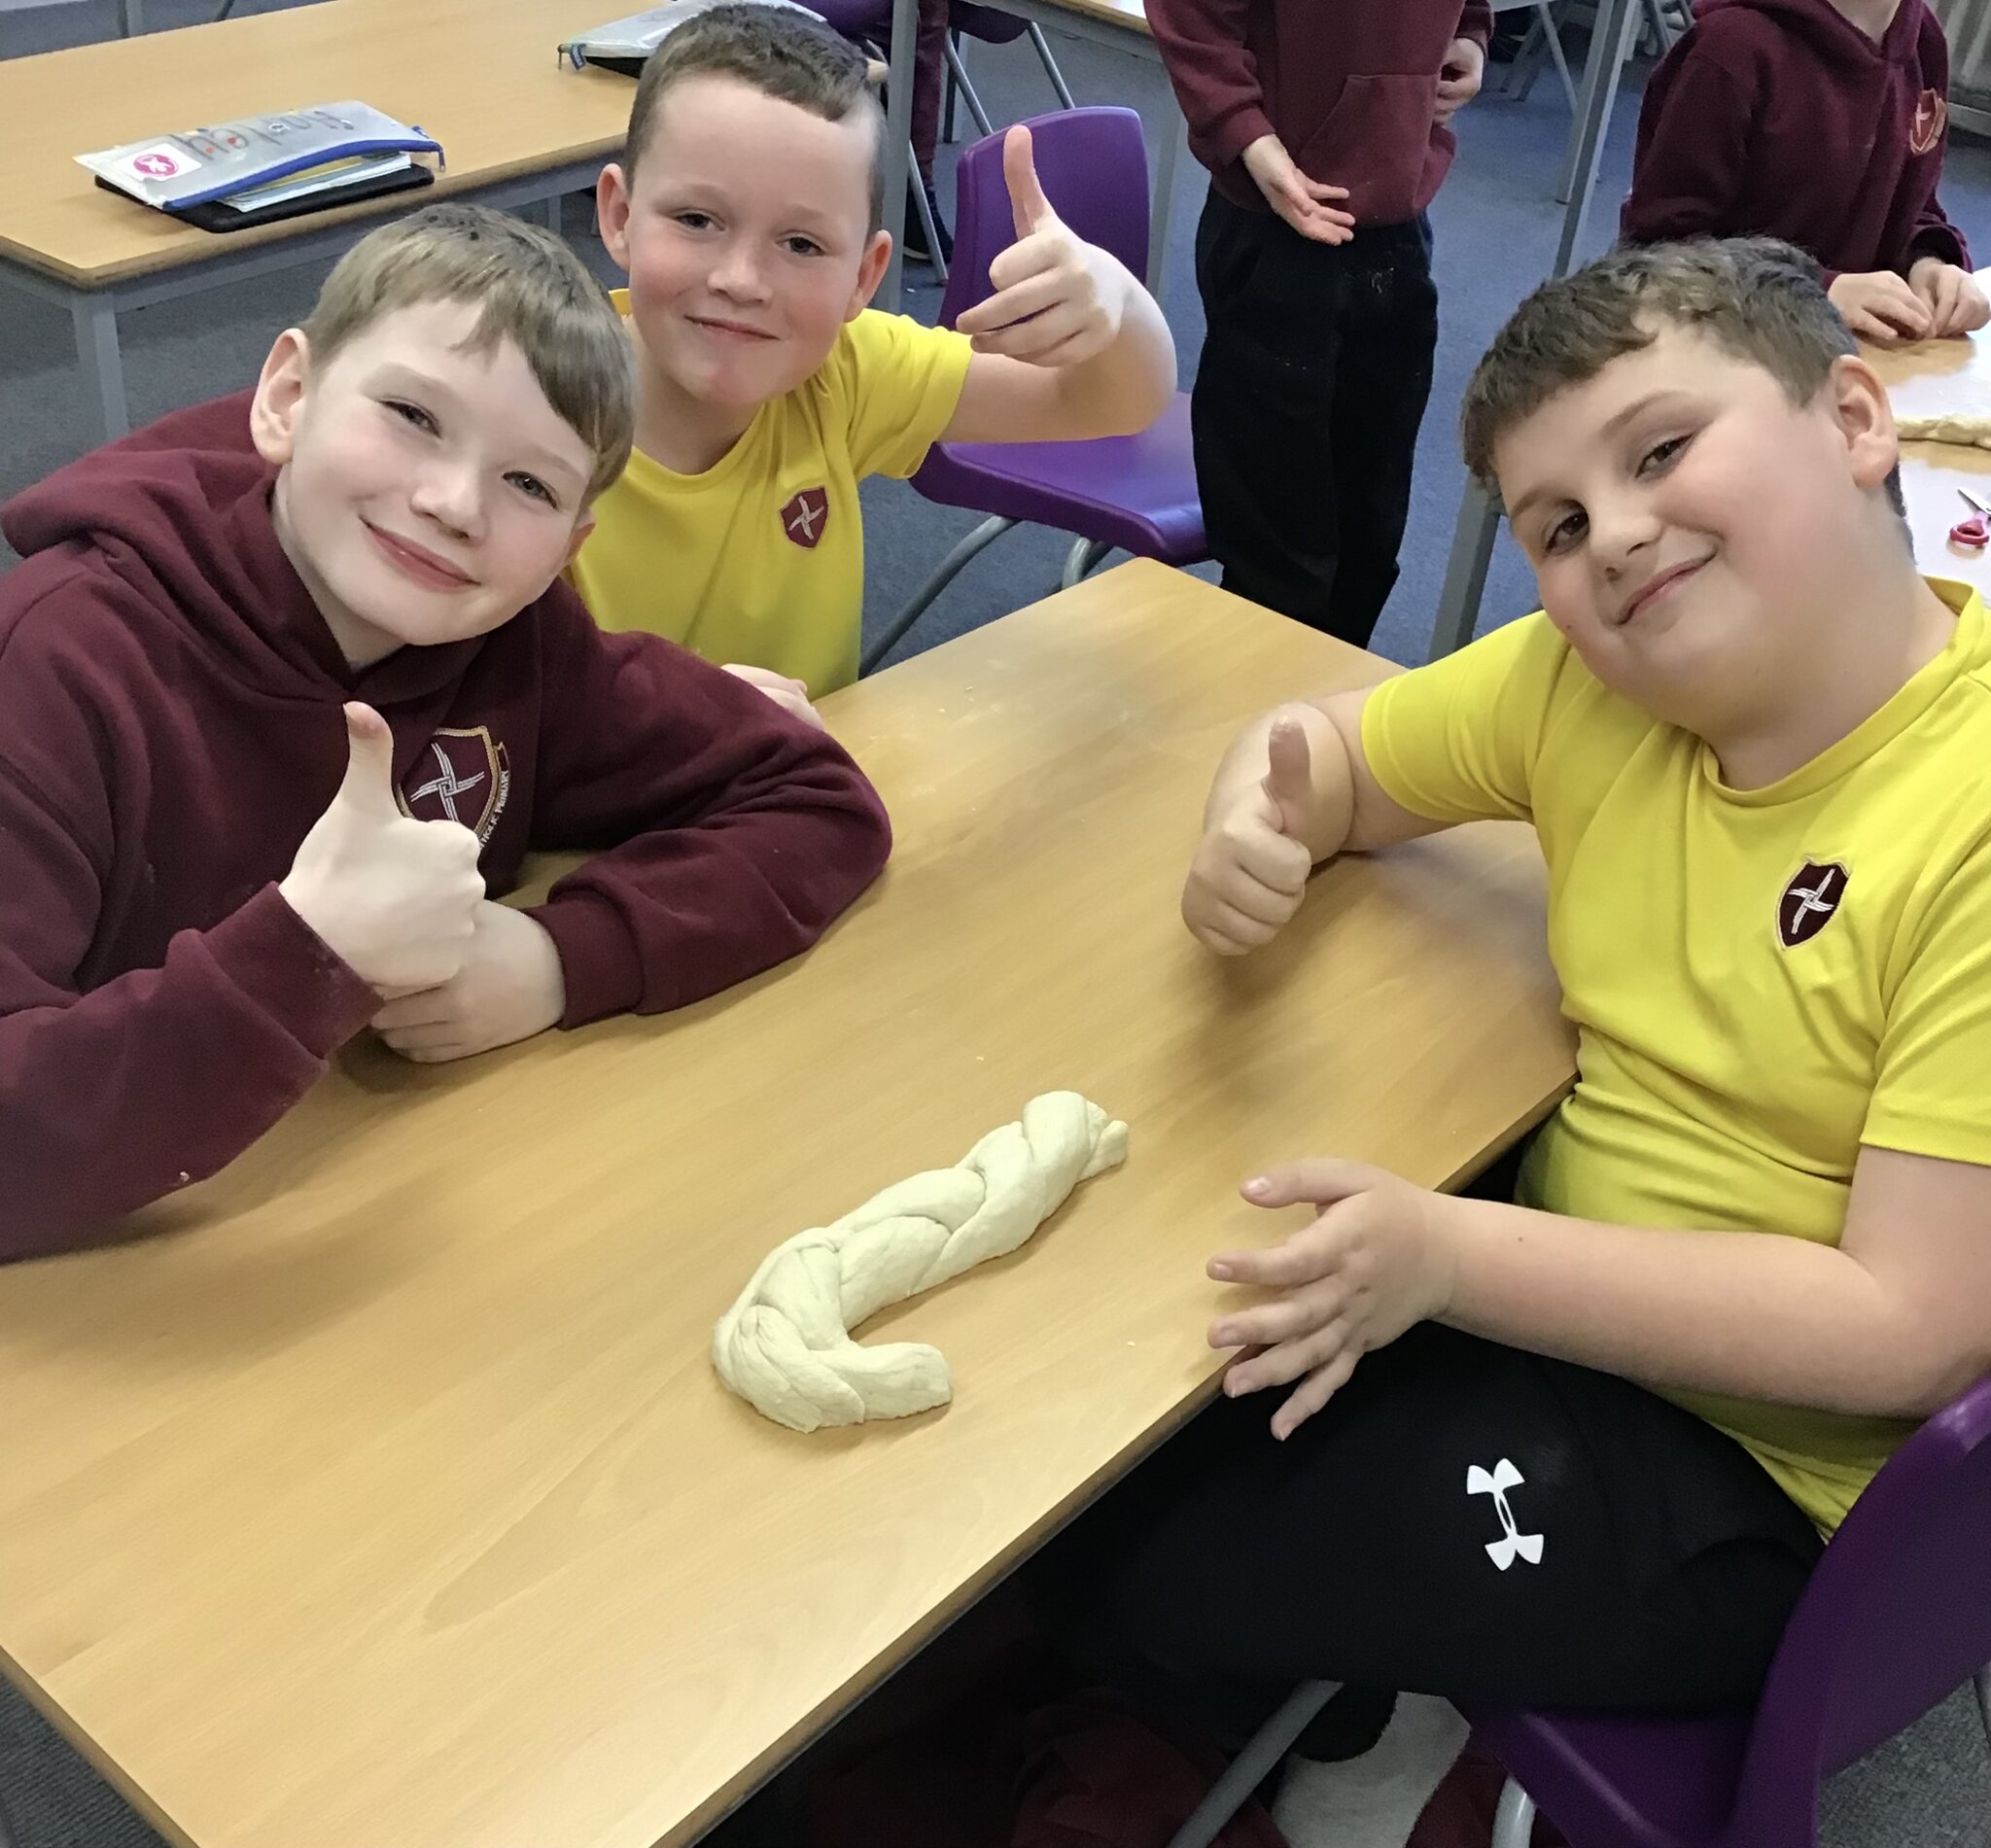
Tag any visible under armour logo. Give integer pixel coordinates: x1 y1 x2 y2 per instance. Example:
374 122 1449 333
1777 859 1848 949
780 486 830 549
1467 1459 1544 1571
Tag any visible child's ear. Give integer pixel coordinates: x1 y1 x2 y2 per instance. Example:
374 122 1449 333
561 511 597 571
598 163 634 271
847 228 893 320
249 329 312 467
1829 353 1901 494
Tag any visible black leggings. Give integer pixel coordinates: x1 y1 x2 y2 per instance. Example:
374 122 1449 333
1031 1315 1823 1761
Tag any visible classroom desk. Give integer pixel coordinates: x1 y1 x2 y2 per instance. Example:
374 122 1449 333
0 0 637 446
0 562 1574 1848
1865 290 1991 598
976 0 1179 295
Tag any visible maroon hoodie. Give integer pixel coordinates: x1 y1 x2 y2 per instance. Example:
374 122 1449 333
1145 0 1492 226
1622 0 1969 281
0 392 891 1259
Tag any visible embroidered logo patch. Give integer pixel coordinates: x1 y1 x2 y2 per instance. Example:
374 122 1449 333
780 486 831 550
399 727 511 843
1911 88 1947 156
1777 860 1849 949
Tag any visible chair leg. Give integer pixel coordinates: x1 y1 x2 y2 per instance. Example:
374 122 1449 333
1491 1776 1538 1848
861 515 1017 674
943 27 961 142
905 151 948 285
1506 16 1547 104
1165 1680 1340 1848
1061 537 1111 590
941 37 996 138
1026 21 1079 110
1537 2 1579 109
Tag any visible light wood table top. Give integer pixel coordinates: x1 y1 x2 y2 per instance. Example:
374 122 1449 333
1866 274 1991 596
0 0 633 288
1023 0 1149 31
0 563 1573 1848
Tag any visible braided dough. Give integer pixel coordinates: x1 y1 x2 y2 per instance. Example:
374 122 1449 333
1896 411 1991 448
713 1093 1129 1432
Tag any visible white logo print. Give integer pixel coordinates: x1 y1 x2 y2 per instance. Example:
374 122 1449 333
1466 1458 1544 1571
407 740 487 825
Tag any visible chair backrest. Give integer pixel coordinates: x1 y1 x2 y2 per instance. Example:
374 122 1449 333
1725 1372 1991 1841
935 105 1151 332
946 0 1030 43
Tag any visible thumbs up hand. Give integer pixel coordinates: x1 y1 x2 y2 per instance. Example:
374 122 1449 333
953 123 1130 368
1181 713 1325 957
279 703 487 994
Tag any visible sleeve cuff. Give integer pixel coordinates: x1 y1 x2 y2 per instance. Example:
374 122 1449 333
529 892 647 1029
1204 103 1277 171
214 884 381 1059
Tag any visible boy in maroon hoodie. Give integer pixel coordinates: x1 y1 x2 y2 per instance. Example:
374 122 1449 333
1146 0 1492 647
0 203 891 1260
1622 0 1988 345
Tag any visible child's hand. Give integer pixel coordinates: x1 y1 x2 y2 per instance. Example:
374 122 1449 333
954 124 1134 367
1907 257 1991 337
1180 715 1318 956
721 662 826 731
370 901 566 1063
1434 36 1485 126
1207 1160 1459 1439
279 703 485 994
1240 134 1355 245
1831 269 1935 345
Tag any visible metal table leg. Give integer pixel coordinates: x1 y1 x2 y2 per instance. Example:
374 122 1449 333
1148 108 1185 295
120 0 144 32
879 0 919 311
1426 0 1637 659
71 292 130 443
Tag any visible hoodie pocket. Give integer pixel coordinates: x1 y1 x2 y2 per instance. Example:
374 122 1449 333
1296 72 1450 227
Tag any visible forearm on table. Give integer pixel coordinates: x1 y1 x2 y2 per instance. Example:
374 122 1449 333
1438 1193 1979 1419
1204 701 1354 859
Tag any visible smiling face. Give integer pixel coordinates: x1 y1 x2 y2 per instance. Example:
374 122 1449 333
251 300 599 669
1492 325 1903 734
598 73 891 417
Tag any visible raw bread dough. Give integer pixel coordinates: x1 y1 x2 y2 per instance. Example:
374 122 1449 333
712 1092 1129 1432
1895 411 1991 448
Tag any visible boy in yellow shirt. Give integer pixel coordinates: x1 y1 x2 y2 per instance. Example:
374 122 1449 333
574 3 1176 717
1052 239 1991 1840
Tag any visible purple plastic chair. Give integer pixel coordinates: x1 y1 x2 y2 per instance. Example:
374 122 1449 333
1160 1374 1991 1848
860 106 1205 674
1460 1371 1991 1848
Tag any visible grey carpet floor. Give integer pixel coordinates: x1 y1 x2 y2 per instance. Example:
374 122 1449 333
2 3 1988 1844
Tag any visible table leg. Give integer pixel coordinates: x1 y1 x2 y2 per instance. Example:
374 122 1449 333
1554 0 1638 210
1426 478 1502 661
879 0 919 312
120 0 143 32
531 194 562 233
71 293 130 443
1147 107 1185 296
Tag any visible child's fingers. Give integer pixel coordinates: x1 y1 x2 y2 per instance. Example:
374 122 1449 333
1232 825 1313 897
1210 1280 1345 1352
1234 1158 1376 1214
1846 305 1901 345
1199 890 1286 945
1221 1315 1349 1397
970 305 1091 361
371 993 456 1031
378 1023 467 1059
956 261 1070 332
1270 1350 1361 1441
1206 1225 1339 1290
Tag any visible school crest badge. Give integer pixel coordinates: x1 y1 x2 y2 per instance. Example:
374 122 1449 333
1777 860 1849 949
1911 88 1947 156
399 727 511 843
781 486 831 550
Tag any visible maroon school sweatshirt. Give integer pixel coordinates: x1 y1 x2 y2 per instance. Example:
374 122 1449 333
1145 0 1492 226
1622 0 1969 281
0 392 891 1258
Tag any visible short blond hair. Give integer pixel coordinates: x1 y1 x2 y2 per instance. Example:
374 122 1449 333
302 203 635 504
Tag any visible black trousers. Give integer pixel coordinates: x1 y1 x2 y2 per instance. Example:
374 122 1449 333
1191 193 1440 648
1030 1137 1824 1761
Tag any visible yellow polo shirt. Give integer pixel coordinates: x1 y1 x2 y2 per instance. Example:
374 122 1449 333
570 298 973 697
1362 581 1991 1532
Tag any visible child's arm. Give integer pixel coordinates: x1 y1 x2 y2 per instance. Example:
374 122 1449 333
1181 689 1449 956
1208 1146 1991 1439
517 604 891 1028
940 126 1177 446
1619 33 1751 249
0 704 481 1255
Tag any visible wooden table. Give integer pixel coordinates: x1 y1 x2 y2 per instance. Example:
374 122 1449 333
0 563 1573 1848
1866 285 1991 597
0 0 639 445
